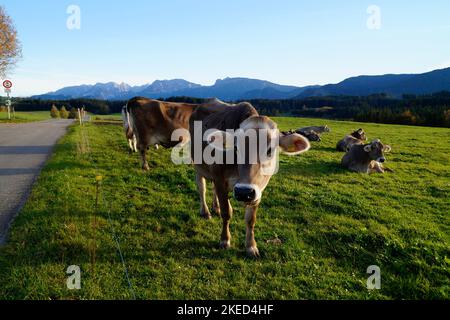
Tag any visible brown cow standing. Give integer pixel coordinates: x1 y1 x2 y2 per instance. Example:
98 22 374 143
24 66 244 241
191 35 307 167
127 97 200 170
189 100 310 257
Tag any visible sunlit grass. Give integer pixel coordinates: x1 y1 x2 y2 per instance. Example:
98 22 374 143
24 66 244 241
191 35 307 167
0 111 51 123
0 117 448 299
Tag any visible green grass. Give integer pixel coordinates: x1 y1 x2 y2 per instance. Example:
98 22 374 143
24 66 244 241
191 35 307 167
93 113 122 121
0 117 449 300
0 111 52 123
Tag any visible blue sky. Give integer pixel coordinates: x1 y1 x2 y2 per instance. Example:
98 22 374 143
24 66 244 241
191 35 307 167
2 0 450 96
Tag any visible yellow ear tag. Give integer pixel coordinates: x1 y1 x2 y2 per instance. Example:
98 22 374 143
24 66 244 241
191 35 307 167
95 176 103 182
287 145 297 153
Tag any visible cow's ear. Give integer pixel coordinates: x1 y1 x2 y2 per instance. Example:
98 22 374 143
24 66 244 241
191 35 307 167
279 133 310 155
206 130 234 151
364 145 372 152
383 145 392 152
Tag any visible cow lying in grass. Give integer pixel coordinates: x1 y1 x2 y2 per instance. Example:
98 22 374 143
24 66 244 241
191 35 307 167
121 106 138 153
336 128 367 152
342 139 392 173
286 125 331 142
281 129 322 142
298 125 331 134
189 100 310 257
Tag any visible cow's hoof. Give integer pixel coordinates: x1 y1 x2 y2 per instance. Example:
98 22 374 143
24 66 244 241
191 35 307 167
246 246 260 258
219 240 231 249
142 164 150 171
200 208 212 220
212 204 221 216
200 212 212 220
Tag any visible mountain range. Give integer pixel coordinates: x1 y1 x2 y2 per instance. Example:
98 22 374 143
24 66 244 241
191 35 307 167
32 67 450 101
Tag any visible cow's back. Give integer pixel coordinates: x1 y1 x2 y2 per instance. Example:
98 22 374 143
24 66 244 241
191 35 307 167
190 102 258 133
128 97 198 148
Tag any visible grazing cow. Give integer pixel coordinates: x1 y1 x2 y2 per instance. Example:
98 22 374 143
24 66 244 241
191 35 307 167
127 97 200 170
336 128 367 152
298 125 331 134
121 106 138 153
189 100 310 257
342 139 392 173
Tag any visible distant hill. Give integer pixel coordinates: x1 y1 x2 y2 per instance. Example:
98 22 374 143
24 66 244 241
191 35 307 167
33 77 310 101
32 67 450 101
295 67 450 98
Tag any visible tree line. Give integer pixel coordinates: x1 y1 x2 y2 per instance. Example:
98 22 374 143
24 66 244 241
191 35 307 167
245 92 450 128
1 92 449 128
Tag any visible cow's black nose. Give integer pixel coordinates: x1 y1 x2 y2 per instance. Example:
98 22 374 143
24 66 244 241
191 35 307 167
379 158 385 163
234 185 256 202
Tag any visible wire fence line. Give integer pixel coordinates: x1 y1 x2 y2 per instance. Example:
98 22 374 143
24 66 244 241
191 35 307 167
78 118 136 300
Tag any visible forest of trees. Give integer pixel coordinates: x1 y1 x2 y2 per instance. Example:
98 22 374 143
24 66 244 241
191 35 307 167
245 92 450 128
1 92 449 128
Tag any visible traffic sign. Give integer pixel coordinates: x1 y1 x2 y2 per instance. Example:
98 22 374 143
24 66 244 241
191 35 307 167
3 80 12 89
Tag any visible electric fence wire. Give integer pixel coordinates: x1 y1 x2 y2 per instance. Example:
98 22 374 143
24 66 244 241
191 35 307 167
79 117 136 299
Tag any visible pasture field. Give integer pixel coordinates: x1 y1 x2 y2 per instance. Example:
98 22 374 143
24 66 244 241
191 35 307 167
0 111 51 123
0 117 448 299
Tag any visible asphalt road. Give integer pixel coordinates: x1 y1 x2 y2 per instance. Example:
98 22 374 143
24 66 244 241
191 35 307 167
0 119 73 244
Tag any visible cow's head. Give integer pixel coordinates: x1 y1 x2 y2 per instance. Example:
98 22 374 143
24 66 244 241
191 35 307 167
363 139 392 163
208 116 310 205
351 128 367 141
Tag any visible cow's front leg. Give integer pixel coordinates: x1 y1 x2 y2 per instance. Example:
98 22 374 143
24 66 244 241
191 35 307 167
139 147 150 171
215 182 232 249
132 135 138 153
245 205 259 258
128 139 134 154
196 174 212 219
369 161 384 174
211 184 221 216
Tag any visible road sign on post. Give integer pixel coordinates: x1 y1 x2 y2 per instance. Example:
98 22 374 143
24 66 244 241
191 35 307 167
2 80 12 89
3 81 13 120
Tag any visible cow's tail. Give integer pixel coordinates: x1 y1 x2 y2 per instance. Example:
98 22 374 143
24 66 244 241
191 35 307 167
121 103 130 133
126 102 138 142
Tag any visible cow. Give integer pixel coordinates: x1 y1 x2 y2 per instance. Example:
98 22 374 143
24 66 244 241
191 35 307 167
298 125 330 134
336 128 367 152
126 97 200 171
189 100 310 257
282 129 321 142
342 139 392 174
121 106 138 153
298 130 321 142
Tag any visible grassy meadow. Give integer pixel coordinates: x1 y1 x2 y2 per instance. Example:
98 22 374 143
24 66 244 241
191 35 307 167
0 117 448 299
0 111 51 123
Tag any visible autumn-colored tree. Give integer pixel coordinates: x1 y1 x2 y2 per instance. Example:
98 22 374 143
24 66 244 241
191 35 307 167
444 109 450 126
68 107 79 119
50 105 59 118
399 109 417 125
60 106 69 119
0 6 21 77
